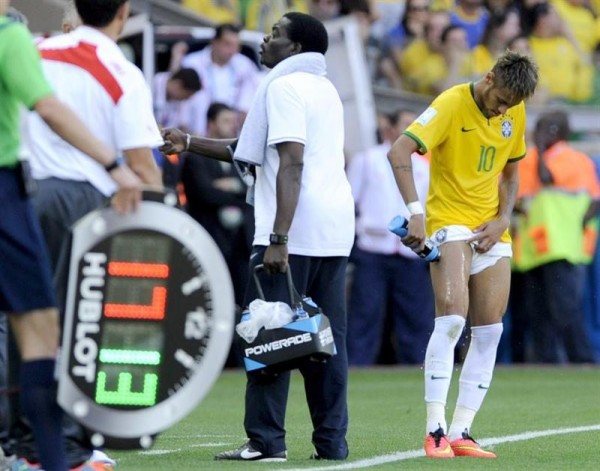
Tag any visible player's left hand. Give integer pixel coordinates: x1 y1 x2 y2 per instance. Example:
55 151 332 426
108 164 143 214
468 216 510 253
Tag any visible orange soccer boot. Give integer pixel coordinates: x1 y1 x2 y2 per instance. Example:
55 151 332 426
450 431 497 458
424 427 455 458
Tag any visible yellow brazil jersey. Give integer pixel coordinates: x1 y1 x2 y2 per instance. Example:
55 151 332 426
403 83 527 243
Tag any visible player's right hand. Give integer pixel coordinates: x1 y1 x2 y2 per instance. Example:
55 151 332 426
160 128 187 154
403 214 427 252
109 164 143 214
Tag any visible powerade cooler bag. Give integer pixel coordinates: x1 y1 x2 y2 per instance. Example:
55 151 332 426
239 265 336 375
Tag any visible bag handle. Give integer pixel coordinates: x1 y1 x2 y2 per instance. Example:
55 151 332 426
253 264 302 306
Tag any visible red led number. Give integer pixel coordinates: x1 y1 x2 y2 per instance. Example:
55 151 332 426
104 261 168 320
108 261 169 278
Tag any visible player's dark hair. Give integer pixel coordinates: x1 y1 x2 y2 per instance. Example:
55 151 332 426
283 12 329 55
491 50 538 101
75 0 127 28
207 102 235 123
171 68 201 93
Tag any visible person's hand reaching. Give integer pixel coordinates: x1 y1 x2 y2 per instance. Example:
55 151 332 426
160 128 188 154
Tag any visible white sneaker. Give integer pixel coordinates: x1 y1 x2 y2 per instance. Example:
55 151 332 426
89 450 116 467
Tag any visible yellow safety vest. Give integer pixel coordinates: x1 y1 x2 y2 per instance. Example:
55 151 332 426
512 189 598 271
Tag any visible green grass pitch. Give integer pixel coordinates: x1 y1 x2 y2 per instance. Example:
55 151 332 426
112 366 600 470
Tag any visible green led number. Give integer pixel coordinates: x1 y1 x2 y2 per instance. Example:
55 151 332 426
95 347 161 406
95 370 158 406
99 349 161 365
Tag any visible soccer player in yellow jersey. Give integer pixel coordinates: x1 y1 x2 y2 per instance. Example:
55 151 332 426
388 51 538 459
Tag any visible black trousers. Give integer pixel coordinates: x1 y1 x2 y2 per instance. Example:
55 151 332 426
243 246 349 460
512 260 595 363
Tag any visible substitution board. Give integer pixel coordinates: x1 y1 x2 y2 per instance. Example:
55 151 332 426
58 190 234 449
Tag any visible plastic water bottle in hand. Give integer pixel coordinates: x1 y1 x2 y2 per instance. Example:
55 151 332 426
388 215 440 262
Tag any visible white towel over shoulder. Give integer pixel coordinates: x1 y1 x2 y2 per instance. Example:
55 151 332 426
233 52 327 166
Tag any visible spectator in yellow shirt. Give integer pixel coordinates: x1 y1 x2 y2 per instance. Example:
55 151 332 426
526 1 594 102
242 0 307 32
182 0 238 23
401 17 474 95
553 0 598 54
471 8 521 76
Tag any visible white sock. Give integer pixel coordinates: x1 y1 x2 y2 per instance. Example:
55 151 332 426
447 406 476 441
449 323 503 440
424 314 466 434
426 402 446 435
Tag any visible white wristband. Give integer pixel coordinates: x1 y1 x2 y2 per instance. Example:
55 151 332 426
407 201 424 216
184 133 191 152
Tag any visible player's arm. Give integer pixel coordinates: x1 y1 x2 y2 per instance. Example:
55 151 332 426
160 128 236 163
387 133 426 251
123 148 163 187
34 95 142 213
498 160 520 225
263 141 304 274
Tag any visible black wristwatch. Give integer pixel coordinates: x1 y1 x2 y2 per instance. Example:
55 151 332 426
104 155 126 173
269 233 288 245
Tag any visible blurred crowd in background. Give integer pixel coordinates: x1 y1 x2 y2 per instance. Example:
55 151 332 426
9 0 600 367
172 0 600 106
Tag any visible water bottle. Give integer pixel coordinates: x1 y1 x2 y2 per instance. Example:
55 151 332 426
388 215 440 262
240 308 251 322
294 305 309 321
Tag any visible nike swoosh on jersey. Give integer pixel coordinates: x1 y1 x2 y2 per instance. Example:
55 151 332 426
478 384 489 389
431 375 450 380
461 127 476 132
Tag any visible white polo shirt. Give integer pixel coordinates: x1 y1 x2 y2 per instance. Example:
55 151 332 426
181 47 261 113
347 143 430 258
26 26 163 196
252 72 355 257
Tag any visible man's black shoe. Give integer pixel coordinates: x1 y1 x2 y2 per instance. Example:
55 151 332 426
214 442 287 462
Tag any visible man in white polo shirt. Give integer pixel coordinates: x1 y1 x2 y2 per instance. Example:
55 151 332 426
162 12 354 462
181 23 261 134
12 1 163 469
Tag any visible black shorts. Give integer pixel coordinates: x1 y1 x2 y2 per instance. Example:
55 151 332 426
0 167 57 312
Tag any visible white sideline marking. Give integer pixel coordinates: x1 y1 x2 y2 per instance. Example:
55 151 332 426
283 424 600 471
139 442 232 456
139 449 176 456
